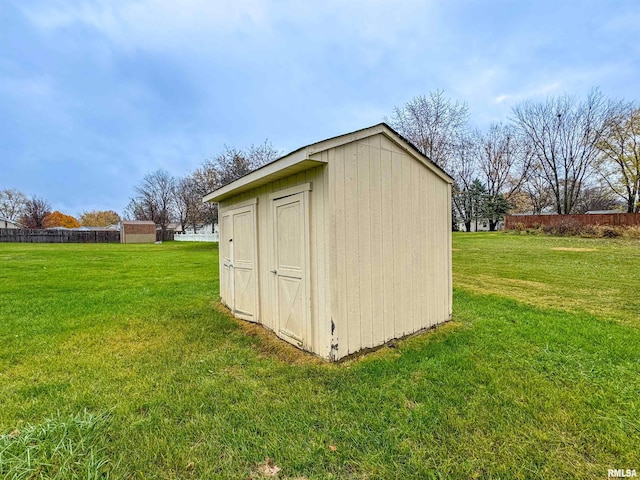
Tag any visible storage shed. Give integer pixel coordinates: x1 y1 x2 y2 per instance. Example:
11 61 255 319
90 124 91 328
204 123 452 361
120 220 156 243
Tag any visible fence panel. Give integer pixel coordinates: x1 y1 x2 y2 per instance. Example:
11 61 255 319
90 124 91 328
0 229 121 243
174 233 219 242
156 230 175 242
505 213 640 230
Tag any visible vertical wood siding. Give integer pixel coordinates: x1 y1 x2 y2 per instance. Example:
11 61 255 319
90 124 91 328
327 133 451 357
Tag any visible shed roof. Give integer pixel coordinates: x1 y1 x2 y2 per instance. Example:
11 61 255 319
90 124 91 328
204 123 453 203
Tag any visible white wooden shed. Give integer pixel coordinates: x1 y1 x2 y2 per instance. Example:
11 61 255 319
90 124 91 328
204 123 453 361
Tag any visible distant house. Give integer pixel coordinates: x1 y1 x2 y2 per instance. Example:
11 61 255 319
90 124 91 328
76 225 119 231
457 219 503 232
182 223 217 235
0 218 23 229
586 210 622 215
174 223 218 242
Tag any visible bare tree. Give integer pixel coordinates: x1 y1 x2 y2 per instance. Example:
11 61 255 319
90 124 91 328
476 123 531 197
386 90 469 170
193 140 279 226
192 164 221 226
214 146 256 187
474 123 533 229
450 132 479 231
595 103 640 213
573 182 621 213
172 175 204 233
20 196 51 228
0 188 28 221
215 140 280 186
512 89 611 214
247 139 281 168
521 165 555 214
125 170 176 234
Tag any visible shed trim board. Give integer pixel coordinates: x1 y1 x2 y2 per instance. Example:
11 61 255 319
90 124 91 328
268 182 312 201
204 158 325 202
207 123 453 361
222 197 259 210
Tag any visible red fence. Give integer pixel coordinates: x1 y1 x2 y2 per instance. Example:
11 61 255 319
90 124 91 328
505 213 640 229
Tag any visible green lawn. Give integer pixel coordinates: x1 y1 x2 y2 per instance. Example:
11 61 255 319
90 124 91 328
0 236 638 479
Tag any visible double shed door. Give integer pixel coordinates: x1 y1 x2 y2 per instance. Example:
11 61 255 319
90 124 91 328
220 202 258 322
219 185 311 350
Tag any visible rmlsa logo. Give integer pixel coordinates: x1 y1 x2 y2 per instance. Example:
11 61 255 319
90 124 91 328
609 469 637 478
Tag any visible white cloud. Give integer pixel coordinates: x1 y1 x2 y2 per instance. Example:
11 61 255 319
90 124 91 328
17 0 438 58
17 0 272 53
493 82 562 105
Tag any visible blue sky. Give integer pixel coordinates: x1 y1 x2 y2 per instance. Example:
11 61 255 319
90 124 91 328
1 0 638 216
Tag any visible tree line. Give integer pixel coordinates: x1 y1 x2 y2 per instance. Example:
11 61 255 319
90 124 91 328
0 189 120 229
5 88 638 233
387 89 640 231
124 141 280 234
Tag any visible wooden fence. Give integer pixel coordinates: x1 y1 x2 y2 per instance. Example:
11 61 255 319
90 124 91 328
0 229 121 243
505 213 640 230
157 230 175 242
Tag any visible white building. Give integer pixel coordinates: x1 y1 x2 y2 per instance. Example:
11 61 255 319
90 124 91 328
0 217 23 229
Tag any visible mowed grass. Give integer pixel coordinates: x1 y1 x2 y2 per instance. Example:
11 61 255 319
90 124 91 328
0 237 638 479
453 232 640 325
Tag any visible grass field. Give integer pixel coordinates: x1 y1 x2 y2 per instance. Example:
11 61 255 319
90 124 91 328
0 235 638 479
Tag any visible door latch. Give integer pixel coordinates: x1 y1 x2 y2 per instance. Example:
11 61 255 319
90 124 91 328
270 269 277 274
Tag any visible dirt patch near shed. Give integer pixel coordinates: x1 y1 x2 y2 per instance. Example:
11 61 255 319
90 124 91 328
213 301 325 365
550 247 597 252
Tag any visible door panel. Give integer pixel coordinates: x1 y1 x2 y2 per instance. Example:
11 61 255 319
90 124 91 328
220 214 232 308
219 204 258 322
276 203 302 270
273 193 308 347
232 209 256 320
234 268 256 319
277 276 304 342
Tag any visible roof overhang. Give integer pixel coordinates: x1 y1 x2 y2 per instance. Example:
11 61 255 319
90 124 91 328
203 123 453 204
203 149 326 203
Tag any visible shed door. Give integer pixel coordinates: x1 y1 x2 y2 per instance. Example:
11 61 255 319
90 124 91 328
220 213 232 309
220 203 258 322
273 193 309 348
231 207 257 321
